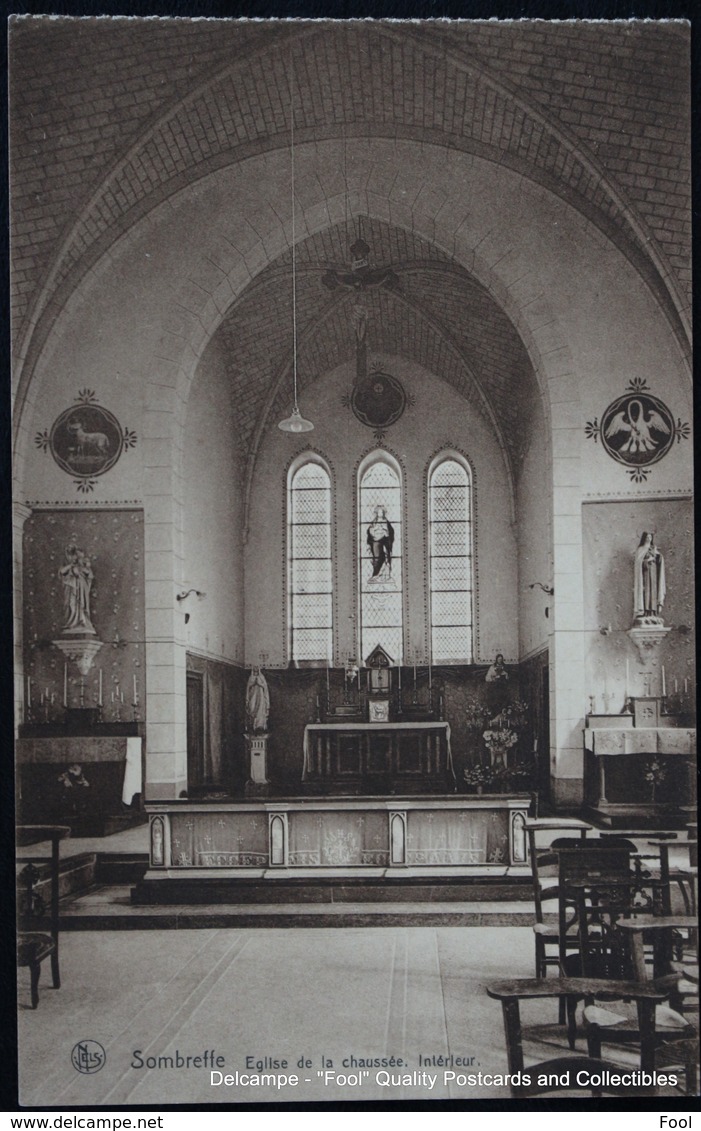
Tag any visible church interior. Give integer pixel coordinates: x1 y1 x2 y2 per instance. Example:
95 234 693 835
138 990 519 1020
11 17 697 1105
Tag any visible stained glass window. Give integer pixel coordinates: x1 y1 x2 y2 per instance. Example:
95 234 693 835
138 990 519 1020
429 457 473 662
289 460 333 662
359 457 403 663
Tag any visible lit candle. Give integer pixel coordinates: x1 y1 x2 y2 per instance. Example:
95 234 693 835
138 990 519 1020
63 663 68 707
661 666 666 697
98 669 103 707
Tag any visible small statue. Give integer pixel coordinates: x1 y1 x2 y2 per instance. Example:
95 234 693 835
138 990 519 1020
633 532 666 624
58 543 96 634
485 653 509 682
246 666 270 733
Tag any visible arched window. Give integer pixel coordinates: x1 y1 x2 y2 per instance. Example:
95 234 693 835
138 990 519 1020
358 456 403 663
288 459 333 663
428 456 473 663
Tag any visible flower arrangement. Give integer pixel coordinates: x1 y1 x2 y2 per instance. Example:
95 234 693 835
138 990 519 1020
643 758 666 803
463 763 496 792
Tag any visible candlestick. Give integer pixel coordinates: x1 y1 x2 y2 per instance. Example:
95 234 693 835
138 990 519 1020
684 678 688 694
674 678 678 694
428 664 432 691
625 658 629 700
27 675 31 707
80 678 85 707
398 665 401 690
133 674 137 705
63 662 68 707
326 665 330 692
99 669 103 707
661 666 666 698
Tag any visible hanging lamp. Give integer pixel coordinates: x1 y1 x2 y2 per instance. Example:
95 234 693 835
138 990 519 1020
278 50 313 434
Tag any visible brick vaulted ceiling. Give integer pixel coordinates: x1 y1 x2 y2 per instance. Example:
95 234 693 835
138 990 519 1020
10 18 690 478
207 216 538 480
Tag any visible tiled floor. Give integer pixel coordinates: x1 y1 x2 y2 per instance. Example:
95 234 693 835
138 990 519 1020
18 926 544 1106
16 827 696 1104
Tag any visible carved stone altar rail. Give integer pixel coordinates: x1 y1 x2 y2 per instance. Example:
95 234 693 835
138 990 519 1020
141 797 530 890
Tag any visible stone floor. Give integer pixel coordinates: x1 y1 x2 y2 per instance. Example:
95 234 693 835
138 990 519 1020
16 825 696 1105
17 925 691 1107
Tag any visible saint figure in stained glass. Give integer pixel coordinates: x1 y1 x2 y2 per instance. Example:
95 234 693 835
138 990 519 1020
366 505 394 581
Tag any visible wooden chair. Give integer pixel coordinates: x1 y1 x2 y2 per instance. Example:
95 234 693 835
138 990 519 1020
16 826 70 1009
647 838 697 916
525 819 591 980
486 977 667 1097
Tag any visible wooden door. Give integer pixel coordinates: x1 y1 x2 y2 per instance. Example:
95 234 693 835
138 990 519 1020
186 670 205 790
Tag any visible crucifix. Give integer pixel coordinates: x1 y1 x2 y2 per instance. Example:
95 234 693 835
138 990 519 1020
321 234 399 383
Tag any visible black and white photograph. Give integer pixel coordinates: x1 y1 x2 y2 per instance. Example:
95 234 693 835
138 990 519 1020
8 14 697 1108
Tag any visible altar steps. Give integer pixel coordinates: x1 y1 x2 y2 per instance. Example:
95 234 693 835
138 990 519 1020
58 882 542 929
131 870 533 906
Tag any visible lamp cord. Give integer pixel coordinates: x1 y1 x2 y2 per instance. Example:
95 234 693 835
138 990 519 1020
291 51 298 412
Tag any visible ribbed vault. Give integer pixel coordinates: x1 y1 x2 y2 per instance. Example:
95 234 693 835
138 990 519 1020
201 215 538 494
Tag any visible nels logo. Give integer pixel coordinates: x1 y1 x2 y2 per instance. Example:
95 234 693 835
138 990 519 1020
71 1040 106 1074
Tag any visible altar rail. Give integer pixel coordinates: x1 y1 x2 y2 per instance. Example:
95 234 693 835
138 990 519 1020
144 797 530 875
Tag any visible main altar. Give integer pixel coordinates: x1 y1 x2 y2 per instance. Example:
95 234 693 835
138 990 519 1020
134 647 532 902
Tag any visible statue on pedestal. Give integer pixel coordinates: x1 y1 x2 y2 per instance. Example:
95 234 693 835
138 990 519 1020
246 666 270 733
59 543 96 634
245 666 270 794
633 532 666 624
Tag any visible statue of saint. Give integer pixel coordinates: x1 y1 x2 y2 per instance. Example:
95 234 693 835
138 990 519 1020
58 543 95 633
366 505 395 581
485 653 509 682
246 667 270 733
633 532 666 623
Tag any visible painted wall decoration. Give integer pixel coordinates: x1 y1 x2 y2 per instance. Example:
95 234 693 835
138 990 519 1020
35 389 137 492
348 368 408 439
585 377 689 482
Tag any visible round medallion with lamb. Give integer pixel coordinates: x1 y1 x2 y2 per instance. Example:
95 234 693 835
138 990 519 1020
49 404 124 478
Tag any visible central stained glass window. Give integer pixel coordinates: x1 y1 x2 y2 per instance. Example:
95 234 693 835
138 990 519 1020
289 459 333 663
359 457 403 663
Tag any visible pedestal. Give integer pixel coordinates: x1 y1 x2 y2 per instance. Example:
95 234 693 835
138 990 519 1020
245 732 270 796
627 623 671 663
